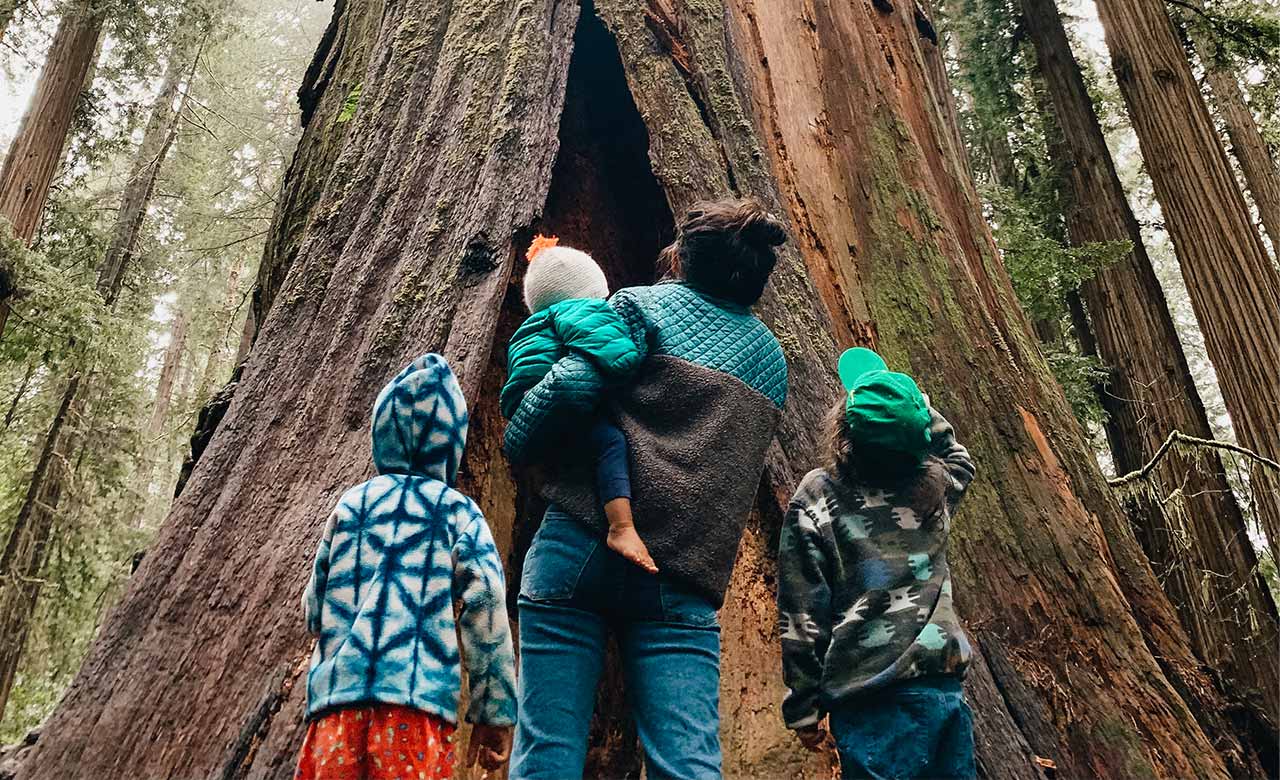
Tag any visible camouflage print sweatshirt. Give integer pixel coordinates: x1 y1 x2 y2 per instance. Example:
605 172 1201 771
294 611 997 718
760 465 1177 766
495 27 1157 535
777 406 976 729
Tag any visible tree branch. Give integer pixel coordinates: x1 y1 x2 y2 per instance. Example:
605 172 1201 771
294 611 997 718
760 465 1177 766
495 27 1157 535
1108 430 1280 487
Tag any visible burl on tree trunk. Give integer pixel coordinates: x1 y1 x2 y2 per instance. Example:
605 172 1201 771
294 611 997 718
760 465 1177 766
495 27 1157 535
13 2 1264 779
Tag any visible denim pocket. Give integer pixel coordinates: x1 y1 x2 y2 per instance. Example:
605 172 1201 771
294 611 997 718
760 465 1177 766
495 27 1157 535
659 581 720 628
520 514 597 602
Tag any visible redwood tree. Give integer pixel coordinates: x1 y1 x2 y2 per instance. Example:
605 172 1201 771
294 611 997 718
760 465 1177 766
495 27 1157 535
12 2 1265 779
1020 0 1280 726
1186 6 1280 251
1093 0 1280 563
0 1 104 333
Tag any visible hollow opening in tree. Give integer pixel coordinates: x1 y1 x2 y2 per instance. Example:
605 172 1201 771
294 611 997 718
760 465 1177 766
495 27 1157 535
462 5 676 776
531 4 675 287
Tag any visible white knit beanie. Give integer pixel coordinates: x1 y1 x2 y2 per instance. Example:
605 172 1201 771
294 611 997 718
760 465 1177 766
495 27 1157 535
523 243 610 313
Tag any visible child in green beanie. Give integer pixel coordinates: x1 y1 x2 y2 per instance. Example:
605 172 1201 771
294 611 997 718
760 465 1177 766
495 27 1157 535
777 348 977 779
500 235 657 573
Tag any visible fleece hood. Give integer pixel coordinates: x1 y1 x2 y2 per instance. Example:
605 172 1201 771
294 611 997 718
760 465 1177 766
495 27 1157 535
370 353 468 484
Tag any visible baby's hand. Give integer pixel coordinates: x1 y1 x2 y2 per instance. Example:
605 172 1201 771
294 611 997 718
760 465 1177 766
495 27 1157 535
608 524 659 574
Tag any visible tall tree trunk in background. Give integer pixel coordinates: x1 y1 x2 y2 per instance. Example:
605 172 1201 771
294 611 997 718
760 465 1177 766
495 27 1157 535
147 311 188 440
1093 0 1280 567
1194 39 1280 252
1021 0 1280 740
14 3 1266 779
0 2 103 335
0 44 191 721
129 309 189 527
172 0 385 499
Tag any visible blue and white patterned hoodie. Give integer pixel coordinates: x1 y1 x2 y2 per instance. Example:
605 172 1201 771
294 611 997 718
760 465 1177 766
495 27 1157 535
302 354 517 726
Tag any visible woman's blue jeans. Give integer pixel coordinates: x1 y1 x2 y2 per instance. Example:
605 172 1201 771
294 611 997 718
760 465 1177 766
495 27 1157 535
510 509 722 780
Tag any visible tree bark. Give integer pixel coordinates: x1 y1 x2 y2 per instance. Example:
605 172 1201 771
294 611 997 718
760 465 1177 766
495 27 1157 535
12 2 1264 778
1187 14 1280 251
1093 0 1280 566
1021 0 1280 742
0 2 103 331
0 38 192 722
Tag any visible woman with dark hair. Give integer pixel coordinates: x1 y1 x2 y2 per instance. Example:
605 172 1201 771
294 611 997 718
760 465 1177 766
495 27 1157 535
503 198 789 779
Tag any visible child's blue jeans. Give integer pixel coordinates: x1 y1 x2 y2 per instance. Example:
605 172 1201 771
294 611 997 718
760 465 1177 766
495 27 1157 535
829 677 975 780
510 509 722 780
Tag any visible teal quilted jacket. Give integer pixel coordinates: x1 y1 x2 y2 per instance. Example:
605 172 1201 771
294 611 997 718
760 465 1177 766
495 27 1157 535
503 281 788 603
500 298 641 421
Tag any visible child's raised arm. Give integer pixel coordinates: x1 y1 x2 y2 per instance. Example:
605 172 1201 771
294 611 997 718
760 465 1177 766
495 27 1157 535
925 402 976 512
452 511 518 727
777 490 835 731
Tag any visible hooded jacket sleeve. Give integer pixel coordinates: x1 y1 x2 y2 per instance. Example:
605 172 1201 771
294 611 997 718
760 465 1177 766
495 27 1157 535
777 479 834 730
453 510 518 726
926 404 976 513
552 299 643 379
302 507 342 636
502 353 604 463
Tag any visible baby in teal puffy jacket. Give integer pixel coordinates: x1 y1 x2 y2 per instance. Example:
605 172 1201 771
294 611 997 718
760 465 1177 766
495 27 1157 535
500 236 656 572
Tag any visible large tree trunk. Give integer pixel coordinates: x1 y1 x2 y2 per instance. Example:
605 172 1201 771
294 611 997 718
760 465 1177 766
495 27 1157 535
1021 0 1280 740
13 2 1264 778
1093 0 1280 566
1187 12 1280 251
0 2 103 333
0 41 191 722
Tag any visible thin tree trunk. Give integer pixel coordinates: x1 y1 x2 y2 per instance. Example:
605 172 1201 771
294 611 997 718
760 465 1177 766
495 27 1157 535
0 371 79 720
2 361 37 430
1187 12 1280 251
0 39 193 721
1022 0 1280 748
1093 0 1280 566
146 311 188 441
0 2 103 332
128 309 188 527
12 2 1264 778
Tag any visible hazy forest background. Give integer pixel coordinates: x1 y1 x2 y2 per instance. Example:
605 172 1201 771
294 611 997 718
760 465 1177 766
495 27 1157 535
0 0 1276 776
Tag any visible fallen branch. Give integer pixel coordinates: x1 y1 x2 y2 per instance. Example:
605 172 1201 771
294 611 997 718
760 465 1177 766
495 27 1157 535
1108 430 1280 487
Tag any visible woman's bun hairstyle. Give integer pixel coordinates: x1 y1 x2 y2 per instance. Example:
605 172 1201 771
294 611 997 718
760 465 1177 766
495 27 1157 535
661 197 787 306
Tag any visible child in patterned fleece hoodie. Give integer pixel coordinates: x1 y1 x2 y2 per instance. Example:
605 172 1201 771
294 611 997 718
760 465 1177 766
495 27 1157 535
297 354 516 780
778 348 977 780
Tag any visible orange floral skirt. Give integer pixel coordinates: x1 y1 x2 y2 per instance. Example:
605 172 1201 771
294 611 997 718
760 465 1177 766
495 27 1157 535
294 703 456 780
